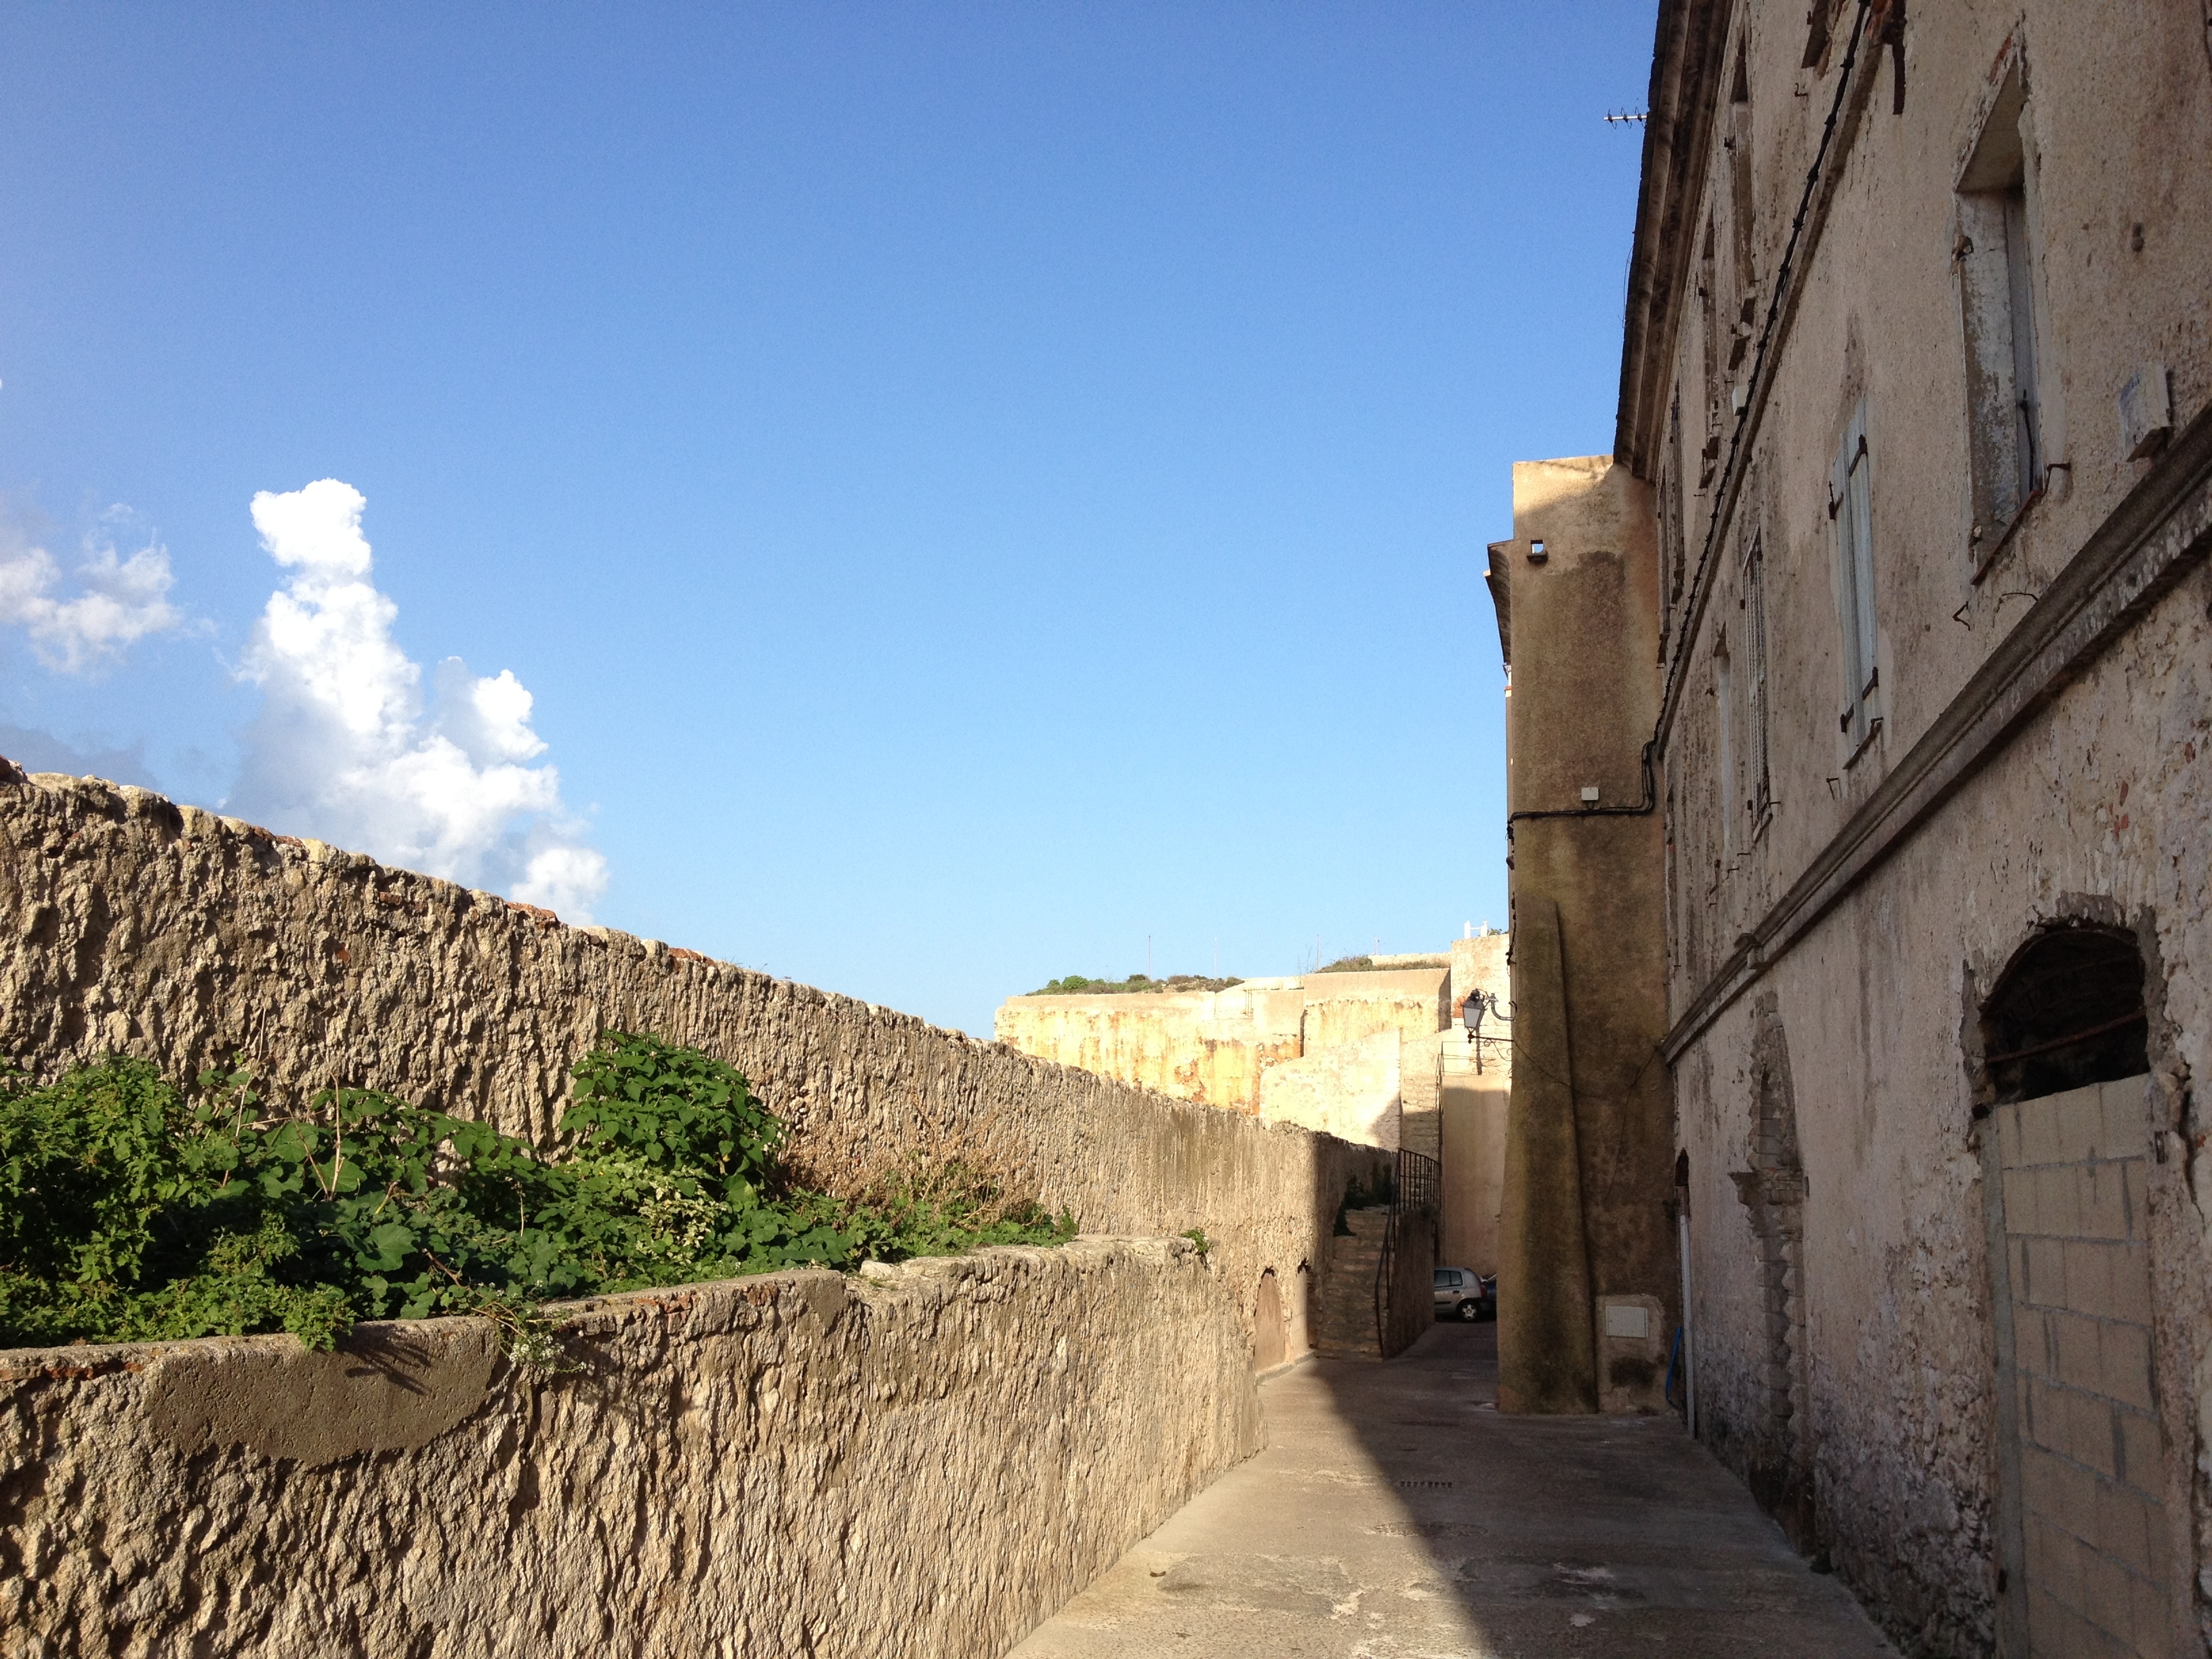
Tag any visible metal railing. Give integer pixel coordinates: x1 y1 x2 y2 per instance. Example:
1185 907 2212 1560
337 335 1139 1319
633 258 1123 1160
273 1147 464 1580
1374 1146 1441 1354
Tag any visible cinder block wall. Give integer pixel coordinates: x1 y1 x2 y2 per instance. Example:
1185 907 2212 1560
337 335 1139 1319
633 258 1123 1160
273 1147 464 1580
0 1240 1252 1659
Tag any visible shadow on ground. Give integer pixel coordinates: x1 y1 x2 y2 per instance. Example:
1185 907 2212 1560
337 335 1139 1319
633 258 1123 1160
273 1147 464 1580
1008 1321 1896 1658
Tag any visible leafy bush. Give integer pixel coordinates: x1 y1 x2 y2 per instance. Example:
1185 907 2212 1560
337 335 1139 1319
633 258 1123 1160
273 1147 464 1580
0 1035 1075 1361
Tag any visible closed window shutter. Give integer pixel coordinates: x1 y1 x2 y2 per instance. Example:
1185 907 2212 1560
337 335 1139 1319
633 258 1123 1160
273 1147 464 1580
1832 427 1862 741
1747 539 1771 819
1832 402 1876 746
1848 420 1876 703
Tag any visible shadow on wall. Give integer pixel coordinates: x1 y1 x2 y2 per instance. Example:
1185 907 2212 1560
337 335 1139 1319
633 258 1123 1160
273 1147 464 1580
1254 1269 1287 1372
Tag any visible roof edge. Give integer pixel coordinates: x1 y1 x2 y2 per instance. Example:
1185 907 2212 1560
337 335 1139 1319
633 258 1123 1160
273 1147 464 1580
1614 0 1734 480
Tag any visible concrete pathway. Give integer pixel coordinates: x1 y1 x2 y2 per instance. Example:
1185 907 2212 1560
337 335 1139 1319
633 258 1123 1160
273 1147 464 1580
1009 1322 1896 1658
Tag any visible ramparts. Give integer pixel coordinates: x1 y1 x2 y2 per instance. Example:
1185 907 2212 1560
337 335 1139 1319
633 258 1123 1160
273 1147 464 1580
0 762 1405 1654
1 1238 1249 1658
994 967 1451 1130
0 764 1383 1322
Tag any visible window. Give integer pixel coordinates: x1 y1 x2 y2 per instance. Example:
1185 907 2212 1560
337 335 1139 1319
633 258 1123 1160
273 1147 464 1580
1660 394 1687 659
1727 39 1757 359
1831 404 1879 751
1744 537 1771 823
1698 217 1722 487
1956 58 2046 555
1715 636 1736 855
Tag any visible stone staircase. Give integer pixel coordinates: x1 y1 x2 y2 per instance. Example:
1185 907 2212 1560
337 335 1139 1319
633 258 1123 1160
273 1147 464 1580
1314 1208 1389 1357
1397 1030 1449 1161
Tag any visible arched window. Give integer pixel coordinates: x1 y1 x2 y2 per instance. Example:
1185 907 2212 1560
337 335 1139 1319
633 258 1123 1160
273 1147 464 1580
1980 925 2148 1103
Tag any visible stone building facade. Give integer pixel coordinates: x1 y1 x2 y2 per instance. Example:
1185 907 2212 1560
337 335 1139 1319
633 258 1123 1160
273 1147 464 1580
1493 2 2212 1653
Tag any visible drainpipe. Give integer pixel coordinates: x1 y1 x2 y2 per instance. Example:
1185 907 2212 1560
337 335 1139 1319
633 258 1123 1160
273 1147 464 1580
1677 1206 1698 1438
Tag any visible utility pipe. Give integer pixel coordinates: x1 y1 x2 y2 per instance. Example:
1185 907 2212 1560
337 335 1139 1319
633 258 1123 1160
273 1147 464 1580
1677 1207 1698 1438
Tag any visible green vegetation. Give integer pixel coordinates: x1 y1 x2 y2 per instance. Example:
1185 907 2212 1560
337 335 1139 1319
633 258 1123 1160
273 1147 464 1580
1181 1227 1211 1258
1025 973 1243 996
1314 955 1449 975
0 1035 1075 1362
1333 1169 1396 1235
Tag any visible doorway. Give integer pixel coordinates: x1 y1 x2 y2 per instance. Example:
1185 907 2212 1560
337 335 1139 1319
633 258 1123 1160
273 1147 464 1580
1980 926 2167 1656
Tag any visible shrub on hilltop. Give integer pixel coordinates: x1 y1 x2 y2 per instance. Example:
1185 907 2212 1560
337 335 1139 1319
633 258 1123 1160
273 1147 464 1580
1025 972 1243 996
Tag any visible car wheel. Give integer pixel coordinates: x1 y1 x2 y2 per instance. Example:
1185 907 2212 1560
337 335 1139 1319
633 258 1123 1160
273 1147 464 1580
1456 1298 1481 1322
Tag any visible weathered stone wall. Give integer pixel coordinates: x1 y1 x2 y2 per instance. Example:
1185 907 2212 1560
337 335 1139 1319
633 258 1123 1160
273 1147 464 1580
1447 931 1509 1017
1255 1029 1401 1149
992 981 1307 1114
1494 457 1675 1418
0 765 1387 1364
993 968 1450 1122
1 1238 1255 1659
1625 2 2212 1651
1438 1067 1508 1276
1296 968 1451 1054
1675 556 2212 1656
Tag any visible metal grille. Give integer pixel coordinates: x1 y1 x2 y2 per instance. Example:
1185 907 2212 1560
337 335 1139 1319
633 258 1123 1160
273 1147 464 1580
1373 1148 1443 1351
1396 1147 1439 1216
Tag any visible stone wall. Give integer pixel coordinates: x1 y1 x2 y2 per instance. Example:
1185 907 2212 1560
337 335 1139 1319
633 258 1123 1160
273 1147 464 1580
1617 1 2212 1649
993 968 1450 1129
991 980 1307 1115
0 764 1387 1369
1296 968 1450 1054
1438 1065 1509 1277
1447 931 1509 1017
1255 1029 1401 1149
1494 458 1675 1418
1 1238 1254 1659
1673 556 2212 1655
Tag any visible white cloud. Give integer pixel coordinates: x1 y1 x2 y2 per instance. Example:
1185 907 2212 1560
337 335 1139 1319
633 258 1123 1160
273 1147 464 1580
0 510 186 674
228 479 609 922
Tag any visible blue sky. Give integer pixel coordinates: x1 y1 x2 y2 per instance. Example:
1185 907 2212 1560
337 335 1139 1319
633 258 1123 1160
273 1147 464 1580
1 2 1656 1036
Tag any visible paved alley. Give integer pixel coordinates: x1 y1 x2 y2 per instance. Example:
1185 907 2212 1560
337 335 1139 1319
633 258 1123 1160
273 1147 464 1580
1009 1322 1896 1658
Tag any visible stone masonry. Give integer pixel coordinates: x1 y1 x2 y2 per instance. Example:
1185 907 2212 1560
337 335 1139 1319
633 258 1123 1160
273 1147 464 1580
1 1238 1252 1659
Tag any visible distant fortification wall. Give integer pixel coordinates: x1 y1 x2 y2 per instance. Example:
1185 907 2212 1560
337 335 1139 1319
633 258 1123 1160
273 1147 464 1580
994 966 1451 1141
990 980 1309 1113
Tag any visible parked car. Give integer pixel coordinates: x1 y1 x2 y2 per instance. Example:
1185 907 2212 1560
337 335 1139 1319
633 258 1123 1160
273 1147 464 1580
1433 1266 1495 1322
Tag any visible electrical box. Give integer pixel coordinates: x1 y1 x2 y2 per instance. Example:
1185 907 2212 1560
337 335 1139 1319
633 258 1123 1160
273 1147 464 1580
1603 1303 1651 1339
